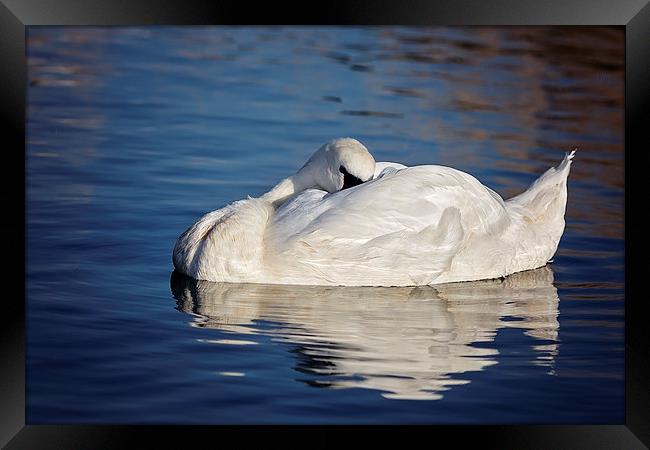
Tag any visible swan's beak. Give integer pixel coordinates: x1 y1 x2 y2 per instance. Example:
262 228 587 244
340 166 364 190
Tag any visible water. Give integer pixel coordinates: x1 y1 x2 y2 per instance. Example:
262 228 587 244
26 26 624 424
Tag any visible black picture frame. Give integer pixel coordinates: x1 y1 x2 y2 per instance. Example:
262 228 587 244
2 0 648 448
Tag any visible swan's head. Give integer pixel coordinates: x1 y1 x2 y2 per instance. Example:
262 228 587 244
302 138 376 193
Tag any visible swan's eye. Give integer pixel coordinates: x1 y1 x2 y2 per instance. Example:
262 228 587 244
339 165 364 190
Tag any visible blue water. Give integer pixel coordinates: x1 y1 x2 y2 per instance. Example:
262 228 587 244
26 26 624 424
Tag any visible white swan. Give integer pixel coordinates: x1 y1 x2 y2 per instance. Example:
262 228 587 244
173 138 575 286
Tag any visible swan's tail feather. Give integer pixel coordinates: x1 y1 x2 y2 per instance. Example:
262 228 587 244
506 149 576 223
558 148 577 171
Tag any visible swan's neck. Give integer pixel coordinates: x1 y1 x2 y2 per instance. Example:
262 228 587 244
261 170 316 207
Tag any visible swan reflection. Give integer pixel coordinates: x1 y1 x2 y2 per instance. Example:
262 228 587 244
170 267 560 400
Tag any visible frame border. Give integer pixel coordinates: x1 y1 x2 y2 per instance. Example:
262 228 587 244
3 1 648 447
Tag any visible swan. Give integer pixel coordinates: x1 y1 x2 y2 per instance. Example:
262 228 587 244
172 137 575 286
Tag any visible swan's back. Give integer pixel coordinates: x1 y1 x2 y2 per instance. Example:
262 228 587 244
269 165 510 246
264 165 512 286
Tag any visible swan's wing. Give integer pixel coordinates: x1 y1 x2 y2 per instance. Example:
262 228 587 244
374 161 407 178
267 165 510 285
272 161 410 236
272 165 509 242
272 188 329 239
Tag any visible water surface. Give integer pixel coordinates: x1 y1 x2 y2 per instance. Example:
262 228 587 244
27 26 624 424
